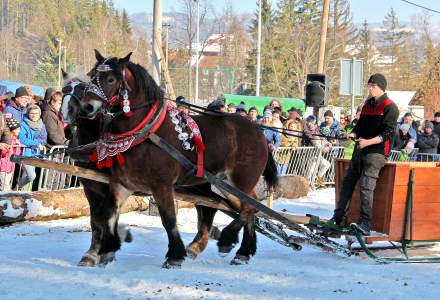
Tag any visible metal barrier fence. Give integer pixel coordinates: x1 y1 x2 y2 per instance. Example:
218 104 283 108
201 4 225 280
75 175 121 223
273 146 345 189
415 153 440 162
38 146 80 191
0 145 79 192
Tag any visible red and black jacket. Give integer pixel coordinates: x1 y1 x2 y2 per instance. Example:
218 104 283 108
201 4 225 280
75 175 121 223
353 93 399 156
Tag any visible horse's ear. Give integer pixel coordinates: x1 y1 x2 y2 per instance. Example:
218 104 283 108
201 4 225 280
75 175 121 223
61 68 68 79
118 52 132 67
94 49 105 63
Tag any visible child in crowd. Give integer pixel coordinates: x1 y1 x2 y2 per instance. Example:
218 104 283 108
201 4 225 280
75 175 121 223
0 118 21 191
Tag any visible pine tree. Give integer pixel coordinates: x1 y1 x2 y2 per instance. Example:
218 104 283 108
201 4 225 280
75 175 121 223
121 9 131 34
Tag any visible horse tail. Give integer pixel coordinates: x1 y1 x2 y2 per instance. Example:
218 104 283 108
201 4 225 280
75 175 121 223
263 150 278 189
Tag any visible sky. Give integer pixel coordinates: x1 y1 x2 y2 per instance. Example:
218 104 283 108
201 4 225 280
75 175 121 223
113 0 440 24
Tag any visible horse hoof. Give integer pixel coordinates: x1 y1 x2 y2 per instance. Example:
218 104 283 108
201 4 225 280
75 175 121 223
118 226 133 243
230 254 250 265
162 259 184 269
98 252 116 266
124 229 133 243
78 252 99 267
186 246 199 259
218 245 235 257
209 226 222 240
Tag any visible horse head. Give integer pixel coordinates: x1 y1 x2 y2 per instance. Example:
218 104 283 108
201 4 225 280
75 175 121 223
80 50 133 119
61 71 89 124
81 49 162 120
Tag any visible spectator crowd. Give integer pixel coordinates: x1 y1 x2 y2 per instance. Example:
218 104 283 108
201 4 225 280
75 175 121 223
0 85 69 191
1 84 439 192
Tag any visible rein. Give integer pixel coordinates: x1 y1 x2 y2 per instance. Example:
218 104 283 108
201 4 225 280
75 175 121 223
171 99 349 141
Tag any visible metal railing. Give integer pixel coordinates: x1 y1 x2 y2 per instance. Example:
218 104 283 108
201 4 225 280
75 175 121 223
38 146 79 191
415 153 440 162
273 146 345 189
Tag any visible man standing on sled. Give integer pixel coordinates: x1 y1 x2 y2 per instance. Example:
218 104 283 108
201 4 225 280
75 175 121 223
330 73 399 235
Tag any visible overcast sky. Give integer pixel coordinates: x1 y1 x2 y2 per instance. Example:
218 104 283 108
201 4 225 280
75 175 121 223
114 0 440 24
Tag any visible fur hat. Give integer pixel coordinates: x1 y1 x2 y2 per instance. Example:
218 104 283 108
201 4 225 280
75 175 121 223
424 121 434 129
367 73 387 91
263 110 272 119
6 117 20 131
400 124 410 132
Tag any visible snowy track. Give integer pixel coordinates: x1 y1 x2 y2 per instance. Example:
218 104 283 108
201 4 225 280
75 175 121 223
1 189 440 299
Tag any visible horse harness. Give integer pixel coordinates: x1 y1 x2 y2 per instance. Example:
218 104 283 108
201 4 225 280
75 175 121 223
84 60 206 177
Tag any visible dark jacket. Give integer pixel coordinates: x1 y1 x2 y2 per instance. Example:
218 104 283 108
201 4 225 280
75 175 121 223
0 112 10 144
392 125 411 151
433 120 440 152
353 93 399 156
416 132 439 154
41 102 68 147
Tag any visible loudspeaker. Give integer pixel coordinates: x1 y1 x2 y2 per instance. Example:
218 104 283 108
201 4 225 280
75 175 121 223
305 73 326 107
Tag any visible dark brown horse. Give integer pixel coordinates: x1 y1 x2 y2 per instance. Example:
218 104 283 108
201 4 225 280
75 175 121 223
61 74 133 266
78 50 278 268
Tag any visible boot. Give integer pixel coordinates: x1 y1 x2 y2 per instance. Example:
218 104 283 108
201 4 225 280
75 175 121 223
351 222 370 236
316 176 325 188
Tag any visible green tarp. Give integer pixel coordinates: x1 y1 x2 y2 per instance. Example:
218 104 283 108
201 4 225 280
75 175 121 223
223 94 305 114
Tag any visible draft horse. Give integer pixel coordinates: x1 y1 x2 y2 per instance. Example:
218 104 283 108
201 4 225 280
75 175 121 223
76 50 278 268
61 74 133 266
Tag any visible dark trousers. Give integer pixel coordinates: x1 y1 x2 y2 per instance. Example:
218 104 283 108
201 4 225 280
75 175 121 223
334 148 386 225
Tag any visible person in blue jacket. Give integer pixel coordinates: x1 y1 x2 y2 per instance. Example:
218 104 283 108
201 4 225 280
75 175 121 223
261 110 281 151
18 104 47 190
3 86 30 123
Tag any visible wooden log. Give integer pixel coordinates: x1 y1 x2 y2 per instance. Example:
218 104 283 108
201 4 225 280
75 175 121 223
11 155 110 184
3 155 312 225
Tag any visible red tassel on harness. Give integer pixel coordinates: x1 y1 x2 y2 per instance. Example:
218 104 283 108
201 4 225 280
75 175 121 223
124 111 134 117
193 135 205 177
193 135 205 152
105 156 113 168
116 152 126 165
97 160 105 169
89 150 98 162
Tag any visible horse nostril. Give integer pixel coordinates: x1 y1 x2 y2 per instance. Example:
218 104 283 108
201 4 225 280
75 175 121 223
85 104 95 114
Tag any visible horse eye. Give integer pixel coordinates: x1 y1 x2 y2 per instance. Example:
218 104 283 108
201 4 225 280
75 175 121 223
108 77 115 83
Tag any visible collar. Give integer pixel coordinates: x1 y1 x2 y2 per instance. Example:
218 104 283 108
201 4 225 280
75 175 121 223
368 93 387 106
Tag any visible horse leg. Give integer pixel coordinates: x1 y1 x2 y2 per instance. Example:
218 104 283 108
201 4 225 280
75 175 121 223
78 181 109 267
187 205 218 259
152 185 187 269
80 182 131 267
217 177 259 264
231 198 258 265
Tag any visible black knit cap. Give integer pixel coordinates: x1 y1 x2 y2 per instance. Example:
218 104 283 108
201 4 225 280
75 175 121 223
15 86 29 98
323 110 333 118
367 73 387 91
6 117 20 131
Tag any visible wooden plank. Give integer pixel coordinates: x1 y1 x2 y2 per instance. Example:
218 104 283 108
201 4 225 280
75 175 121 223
11 155 110 184
413 168 440 186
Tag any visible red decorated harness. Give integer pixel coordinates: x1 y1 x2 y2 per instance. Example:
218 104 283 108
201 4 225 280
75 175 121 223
89 101 205 177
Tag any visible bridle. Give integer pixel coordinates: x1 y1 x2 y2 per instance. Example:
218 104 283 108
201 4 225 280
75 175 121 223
85 59 133 119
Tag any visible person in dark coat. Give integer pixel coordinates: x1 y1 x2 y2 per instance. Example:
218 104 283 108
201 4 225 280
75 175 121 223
3 86 30 123
432 112 440 154
416 121 439 159
41 91 69 147
330 73 399 236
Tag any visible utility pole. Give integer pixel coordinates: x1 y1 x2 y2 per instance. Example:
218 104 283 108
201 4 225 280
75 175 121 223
152 0 163 85
63 46 67 71
317 0 330 74
255 0 262 96
314 0 330 118
194 0 200 103
57 39 62 88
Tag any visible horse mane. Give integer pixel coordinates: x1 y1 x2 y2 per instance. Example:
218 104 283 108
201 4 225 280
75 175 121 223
126 61 164 107
90 57 164 107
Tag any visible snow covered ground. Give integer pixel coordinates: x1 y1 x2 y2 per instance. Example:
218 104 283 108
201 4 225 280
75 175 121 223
1 188 440 300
